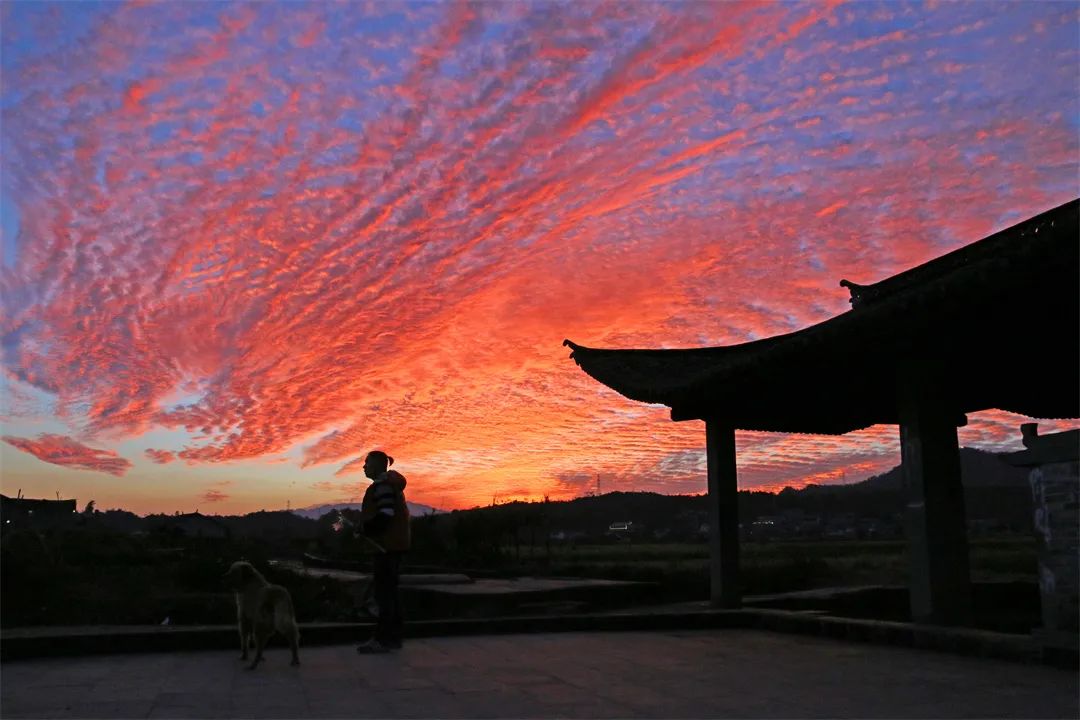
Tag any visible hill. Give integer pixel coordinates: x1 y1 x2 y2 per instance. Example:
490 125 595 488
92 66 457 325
64 447 1034 541
853 447 1030 491
424 447 1035 539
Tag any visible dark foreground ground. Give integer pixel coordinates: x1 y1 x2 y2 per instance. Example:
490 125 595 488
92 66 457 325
2 629 1077 719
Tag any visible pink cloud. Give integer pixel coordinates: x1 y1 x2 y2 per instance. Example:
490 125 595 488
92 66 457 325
334 457 365 477
2 434 132 477
144 448 176 464
0 2 1075 510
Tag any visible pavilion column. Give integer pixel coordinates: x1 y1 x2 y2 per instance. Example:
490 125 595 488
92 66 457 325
706 419 741 608
898 374 972 625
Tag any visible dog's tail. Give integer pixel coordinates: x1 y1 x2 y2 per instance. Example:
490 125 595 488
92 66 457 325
279 591 301 665
270 588 301 665
267 587 300 643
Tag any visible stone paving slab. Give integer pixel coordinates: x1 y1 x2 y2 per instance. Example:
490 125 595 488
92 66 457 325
6 606 1072 669
2 629 1076 719
408 576 651 595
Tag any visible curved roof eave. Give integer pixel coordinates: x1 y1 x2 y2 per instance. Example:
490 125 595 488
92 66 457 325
563 199 1079 430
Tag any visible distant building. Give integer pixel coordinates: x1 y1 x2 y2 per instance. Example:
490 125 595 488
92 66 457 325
0 494 77 531
153 512 228 539
747 515 788 541
606 521 638 541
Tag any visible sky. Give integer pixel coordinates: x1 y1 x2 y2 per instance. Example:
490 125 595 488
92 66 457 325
1 1 1077 516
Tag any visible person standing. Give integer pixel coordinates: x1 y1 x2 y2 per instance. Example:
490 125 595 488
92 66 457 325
355 450 410 653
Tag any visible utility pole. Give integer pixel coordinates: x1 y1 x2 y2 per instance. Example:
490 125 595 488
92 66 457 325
597 474 601 497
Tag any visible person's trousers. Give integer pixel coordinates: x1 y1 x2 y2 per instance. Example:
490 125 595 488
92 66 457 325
373 551 403 645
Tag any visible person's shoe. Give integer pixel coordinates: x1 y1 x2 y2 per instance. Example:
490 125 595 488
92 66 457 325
356 639 394 654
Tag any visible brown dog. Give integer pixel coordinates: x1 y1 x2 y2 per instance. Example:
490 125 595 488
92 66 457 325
223 561 300 669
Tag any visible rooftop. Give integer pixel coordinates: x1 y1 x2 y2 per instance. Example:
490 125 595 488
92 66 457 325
565 199 1079 433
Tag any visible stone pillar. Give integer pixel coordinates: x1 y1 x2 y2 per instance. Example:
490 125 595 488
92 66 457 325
1030 460 1079 646
898 380 972 625
706 420 741 608
1009 426 1080 655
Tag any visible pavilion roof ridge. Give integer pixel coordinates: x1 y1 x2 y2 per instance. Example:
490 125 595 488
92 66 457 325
566 197 1078 360
837 197 1077 309
563 199 1078 432
561 330 796 357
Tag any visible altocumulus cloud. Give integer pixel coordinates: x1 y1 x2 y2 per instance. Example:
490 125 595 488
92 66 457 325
144 449 176 464
201 489 229 503
0 2 1076 508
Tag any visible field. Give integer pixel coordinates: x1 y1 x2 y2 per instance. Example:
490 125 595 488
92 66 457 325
507 537 1039 595
1 524 1039 627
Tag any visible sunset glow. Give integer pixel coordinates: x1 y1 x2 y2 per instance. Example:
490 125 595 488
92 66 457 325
2 2 1077 514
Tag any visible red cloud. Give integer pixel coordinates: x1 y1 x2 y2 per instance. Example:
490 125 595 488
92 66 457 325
144 448 176 464
334 457 365 477
2 434 132 477
815 200 846 218
1 2 1076 510
201 489 229 503
303 427 366 468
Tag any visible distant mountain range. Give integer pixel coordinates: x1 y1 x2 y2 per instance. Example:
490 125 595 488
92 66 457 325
850 447 1031 491
290 501 445 520
287 447 1030 525
385 447 1038 535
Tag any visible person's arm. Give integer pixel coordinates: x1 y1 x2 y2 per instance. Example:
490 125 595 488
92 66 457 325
362 482 396 536
352 486 375 536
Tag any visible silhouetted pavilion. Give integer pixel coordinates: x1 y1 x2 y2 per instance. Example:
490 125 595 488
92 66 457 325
565 199 1079 625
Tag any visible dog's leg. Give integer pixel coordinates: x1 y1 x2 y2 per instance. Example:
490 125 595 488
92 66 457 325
239 616 251 661
247 626 269 670
288 626 300 666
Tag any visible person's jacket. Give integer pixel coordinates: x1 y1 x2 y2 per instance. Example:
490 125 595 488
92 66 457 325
360 470 410 552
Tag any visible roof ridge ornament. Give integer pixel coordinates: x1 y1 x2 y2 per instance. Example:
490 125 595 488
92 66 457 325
838 278 869 306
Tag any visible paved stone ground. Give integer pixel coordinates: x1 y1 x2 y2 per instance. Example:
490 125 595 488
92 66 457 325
2 629 1076 719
